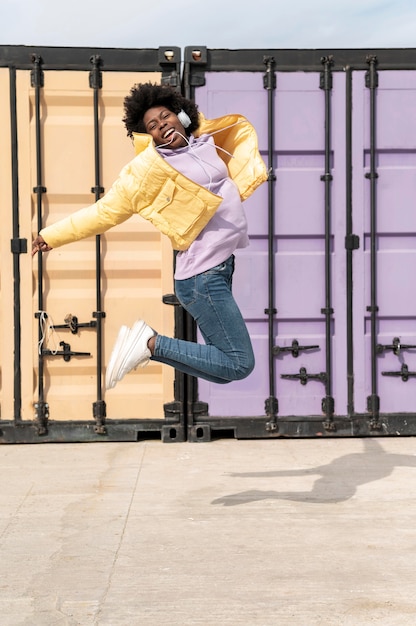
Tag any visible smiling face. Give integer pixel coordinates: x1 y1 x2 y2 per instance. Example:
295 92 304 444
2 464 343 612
143 105 188 149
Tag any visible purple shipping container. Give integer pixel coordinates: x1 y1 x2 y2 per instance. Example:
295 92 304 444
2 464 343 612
184 48 416 440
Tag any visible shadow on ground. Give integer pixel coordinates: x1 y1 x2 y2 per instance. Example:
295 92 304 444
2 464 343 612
212 438 416 506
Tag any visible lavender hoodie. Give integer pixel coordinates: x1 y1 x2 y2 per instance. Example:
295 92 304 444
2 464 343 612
157 134 249 280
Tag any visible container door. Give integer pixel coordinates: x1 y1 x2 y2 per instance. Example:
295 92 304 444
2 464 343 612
26 69 174 423
0 45 184 443
353 68 416 418
194 68 348 420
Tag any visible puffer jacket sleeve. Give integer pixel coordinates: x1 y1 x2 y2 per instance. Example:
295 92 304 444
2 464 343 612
197 113 268 201
39 168 135 249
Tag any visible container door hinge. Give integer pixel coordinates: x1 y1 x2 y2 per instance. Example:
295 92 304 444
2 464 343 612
189 73 206 87
162 293 180 306
159 47 181 88
11 238 27 254
190 401 209 417
184 46 207 88
161 71 180 88
163 401 185 421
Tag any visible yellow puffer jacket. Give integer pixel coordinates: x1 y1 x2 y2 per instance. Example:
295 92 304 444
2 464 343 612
40 113 267 251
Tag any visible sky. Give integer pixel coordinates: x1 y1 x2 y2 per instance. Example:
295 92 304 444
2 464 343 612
0 0 415 51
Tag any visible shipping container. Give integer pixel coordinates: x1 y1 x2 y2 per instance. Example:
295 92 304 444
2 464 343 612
183 47 416 440
1 45 416 443
0 45 185 442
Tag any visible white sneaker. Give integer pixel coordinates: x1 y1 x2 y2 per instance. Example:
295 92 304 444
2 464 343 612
106 320 155 390
105 325 131 390
118 320 155 379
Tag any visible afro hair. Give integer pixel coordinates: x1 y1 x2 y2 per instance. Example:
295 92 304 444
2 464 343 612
122 82 200 138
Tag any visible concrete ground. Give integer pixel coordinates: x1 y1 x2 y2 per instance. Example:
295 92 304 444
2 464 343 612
0 436 416 625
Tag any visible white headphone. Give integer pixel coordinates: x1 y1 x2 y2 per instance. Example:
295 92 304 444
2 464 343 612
177 109 192 128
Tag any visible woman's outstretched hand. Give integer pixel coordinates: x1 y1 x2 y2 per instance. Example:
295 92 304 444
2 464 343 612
32 235 53 256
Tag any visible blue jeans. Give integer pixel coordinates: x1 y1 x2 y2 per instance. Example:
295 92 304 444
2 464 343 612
152 255 255 384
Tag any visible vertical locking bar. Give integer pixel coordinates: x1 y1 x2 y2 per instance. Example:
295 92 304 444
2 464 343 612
9 66 23 423
31 54 49 434
157 47 188 425
263 56 278 429
181 47 210 429
320 56 335 427
345 66 354 416
162 292 187 422
89 55 107 433
185 303 208 421
365 54 380 425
